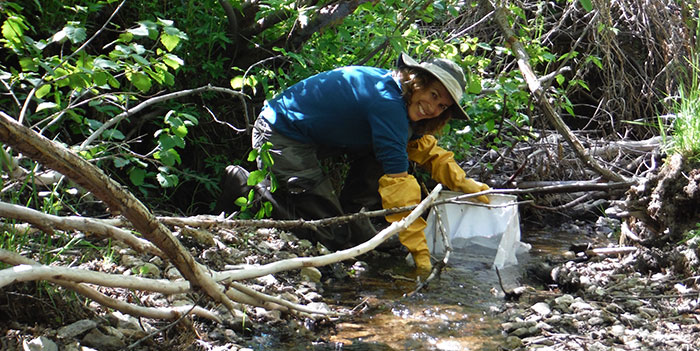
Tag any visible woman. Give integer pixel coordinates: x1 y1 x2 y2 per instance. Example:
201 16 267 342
250 53 490 273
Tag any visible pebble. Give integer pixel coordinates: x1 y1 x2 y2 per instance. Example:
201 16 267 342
499 241 700 351
57 319 97 339
300 267 322 283
23 336 58 351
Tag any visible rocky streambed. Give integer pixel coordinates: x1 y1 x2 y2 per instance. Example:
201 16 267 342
498 235 700 351
3 214 700 351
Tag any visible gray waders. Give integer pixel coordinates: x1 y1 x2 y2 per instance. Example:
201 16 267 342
216 118 384 251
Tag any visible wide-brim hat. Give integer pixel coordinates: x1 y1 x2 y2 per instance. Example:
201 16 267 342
397 52 469 120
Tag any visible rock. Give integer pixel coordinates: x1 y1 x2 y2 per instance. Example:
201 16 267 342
588 317 605 325
609 324 625 337
503 335 522 349
106 311 142 331
254 307 282 323
81 329 126 350
120 254 143 267
57 319 98 339
165 265 183 280
300 267 322 283
554 294 575 306
531 302 551 316
306 302 330 313
303 291 323 302
22 336 58 351
140 262 161 277
570 300 593 311
254 274 279 287
297 239 313 250
315 242 331 255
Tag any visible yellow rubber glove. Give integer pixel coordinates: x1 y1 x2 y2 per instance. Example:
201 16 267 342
407 135 490 204
378 174 432 271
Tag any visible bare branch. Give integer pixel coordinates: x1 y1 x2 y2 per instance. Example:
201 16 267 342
80 85 250 150
0 201 164 257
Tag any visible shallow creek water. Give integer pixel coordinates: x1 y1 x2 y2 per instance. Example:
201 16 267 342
267 226 610 351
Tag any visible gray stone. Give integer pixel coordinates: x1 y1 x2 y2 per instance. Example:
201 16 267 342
554 294 575 306
503 336 522 349
81 329 126 351
106 311 141 330
57 319 98 339
23 336 58 351
300 267 322 283
531 302 551 316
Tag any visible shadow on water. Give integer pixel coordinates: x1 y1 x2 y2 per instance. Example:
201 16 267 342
258 226 608 351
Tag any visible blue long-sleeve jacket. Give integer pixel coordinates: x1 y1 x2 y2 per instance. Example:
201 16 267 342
260 66 412 174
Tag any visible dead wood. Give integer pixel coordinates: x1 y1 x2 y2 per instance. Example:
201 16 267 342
0 111 238 314
488 1 626 183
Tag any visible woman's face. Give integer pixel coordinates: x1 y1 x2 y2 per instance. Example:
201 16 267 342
407 80 454 122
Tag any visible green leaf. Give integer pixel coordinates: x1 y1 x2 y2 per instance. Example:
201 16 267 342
53 22 86 44
113 157 129 168
467 76 482 94
156 172 178 187
230 76 245 90
127 71 152 93
156 148 181 166
102 129 125 140
578 0 593 12
260 151 274 168
172 124 188 138
234 197 248 207
129 167 146 186
93 58 119 70
35 84 51 99
2 16 27 45
555 74 565 86
128 23 150 37
36 102 57 112
130 21 158 39
93 71 109 86
162 53 183 70
247 149 259 162
158 133 185 149
247 170 266 186
19 57 37 71
160 33 180 52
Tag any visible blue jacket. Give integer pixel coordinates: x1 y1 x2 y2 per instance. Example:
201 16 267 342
260 66 411 174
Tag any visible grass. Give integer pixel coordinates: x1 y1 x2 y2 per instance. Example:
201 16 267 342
666 54 700 162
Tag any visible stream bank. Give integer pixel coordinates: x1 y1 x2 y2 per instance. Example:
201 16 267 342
2 213 699 351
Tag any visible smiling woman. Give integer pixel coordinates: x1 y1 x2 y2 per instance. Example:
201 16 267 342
218 52 491 276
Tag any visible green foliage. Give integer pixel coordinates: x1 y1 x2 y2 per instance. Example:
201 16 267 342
664 54 700 162
680 222 700 244
0 0 196 202
234 142 277 219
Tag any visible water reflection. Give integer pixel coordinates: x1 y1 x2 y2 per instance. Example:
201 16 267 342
276 226 606 350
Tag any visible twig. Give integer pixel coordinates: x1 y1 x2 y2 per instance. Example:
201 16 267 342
126 300 200 350
213 185 443 282
79 85 249 150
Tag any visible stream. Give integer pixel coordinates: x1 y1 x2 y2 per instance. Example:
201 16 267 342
253 222 612 351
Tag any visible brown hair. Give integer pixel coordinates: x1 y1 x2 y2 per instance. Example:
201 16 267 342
393 67 454 135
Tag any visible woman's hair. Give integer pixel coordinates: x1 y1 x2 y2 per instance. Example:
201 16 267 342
393 67 455 135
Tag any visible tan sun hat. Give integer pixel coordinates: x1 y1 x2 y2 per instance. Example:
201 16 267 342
397 52 469 120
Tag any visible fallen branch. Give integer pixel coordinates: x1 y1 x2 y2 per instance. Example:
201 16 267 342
214 184 443 282
0 201 164 257
585 246 638 257
0 110 238 315
487 1 627 183
0 249 220 322
0 248 334 317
